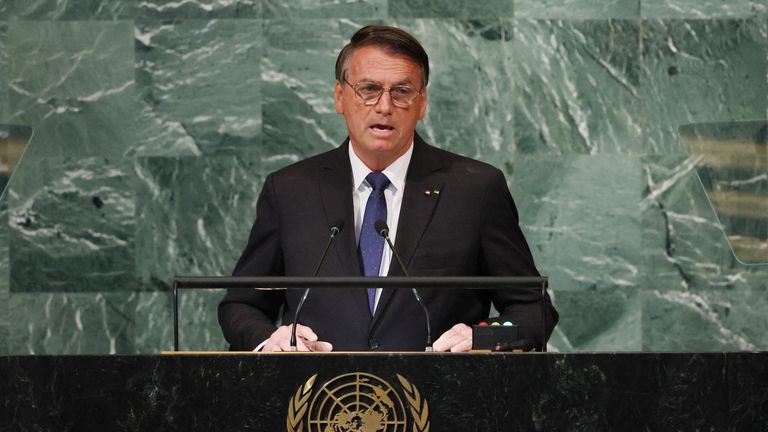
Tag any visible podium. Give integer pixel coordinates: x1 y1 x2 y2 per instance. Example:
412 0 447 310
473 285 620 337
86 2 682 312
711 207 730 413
6 352 767 430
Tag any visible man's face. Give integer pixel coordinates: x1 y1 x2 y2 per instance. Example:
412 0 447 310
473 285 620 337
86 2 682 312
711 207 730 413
334 45 427 170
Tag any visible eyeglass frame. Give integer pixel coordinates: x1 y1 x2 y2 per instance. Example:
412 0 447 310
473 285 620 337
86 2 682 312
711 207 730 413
342 79 424 108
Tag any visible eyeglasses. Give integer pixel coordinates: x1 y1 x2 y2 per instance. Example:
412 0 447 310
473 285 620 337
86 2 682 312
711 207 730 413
344 79 423 107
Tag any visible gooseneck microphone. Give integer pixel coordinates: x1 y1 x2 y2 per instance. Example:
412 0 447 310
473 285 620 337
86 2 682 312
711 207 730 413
374 219 433 352
290 221 343 351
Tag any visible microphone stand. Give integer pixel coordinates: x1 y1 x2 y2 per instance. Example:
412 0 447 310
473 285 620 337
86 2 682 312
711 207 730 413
376 220 433 352
290 225 340 351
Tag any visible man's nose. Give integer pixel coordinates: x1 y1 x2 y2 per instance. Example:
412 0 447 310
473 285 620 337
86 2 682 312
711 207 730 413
374 89 393 114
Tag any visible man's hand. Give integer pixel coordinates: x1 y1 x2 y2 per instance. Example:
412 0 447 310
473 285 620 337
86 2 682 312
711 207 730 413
262 324 333 352
433 323 473 352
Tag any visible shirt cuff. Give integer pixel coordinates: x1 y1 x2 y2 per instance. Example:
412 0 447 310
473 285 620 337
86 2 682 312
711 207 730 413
253 339 268 352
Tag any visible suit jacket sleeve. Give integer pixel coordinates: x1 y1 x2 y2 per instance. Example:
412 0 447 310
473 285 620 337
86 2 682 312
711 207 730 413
218 173 285 351
479 169 559 345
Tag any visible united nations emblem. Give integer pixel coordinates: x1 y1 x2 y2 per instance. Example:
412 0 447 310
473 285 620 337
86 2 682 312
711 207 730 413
286 372 430 432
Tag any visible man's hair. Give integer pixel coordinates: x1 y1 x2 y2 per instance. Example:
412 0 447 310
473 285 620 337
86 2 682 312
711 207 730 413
335 25 429 89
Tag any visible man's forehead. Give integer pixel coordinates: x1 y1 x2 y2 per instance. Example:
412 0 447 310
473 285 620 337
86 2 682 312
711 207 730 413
347 46 422 82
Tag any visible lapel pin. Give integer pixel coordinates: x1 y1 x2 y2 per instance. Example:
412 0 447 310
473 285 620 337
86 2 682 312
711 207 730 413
424 190 432 196
424 189 441 197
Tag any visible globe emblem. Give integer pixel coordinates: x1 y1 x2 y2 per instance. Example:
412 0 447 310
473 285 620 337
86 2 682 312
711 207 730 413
307 372 407 432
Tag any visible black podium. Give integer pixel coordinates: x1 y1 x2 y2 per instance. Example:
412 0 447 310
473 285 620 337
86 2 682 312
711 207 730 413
5 352 767 431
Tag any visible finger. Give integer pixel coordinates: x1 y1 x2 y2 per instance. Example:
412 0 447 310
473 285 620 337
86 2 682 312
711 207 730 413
433 334 458 352
280 336 310 352
438 331 471 352
450 338 473 353
306 341 333 352
433 328 459 351
432 334 449 351
452 323 472 336
293 324 318 342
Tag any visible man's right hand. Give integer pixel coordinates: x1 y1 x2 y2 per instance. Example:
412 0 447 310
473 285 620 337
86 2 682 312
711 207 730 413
261 324 333 352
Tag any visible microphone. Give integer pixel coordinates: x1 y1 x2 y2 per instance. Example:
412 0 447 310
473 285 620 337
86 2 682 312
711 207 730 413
290 221 343 351
374 219 433 352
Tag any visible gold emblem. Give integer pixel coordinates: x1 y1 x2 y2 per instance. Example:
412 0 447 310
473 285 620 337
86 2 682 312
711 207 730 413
287 372 430 432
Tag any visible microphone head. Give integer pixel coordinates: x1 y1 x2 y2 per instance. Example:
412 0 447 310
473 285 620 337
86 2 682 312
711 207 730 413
330 220 344 236
374 219 389 237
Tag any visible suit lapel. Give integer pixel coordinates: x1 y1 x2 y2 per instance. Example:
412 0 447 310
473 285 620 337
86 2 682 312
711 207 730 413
316 140 371 322
317 140 361 276
372 135 445 326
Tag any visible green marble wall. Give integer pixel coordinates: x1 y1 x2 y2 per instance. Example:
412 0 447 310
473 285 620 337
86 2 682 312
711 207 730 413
0 0 766 354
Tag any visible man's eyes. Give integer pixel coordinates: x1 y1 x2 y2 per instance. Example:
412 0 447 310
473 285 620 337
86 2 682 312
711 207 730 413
390 86 414 96
358 84 414 95
358 84 382 94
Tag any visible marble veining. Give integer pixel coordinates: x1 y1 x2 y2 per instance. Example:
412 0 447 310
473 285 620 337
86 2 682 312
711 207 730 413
641 0 767 18
0 4 766 354
133 19 263 157
516 0 641 18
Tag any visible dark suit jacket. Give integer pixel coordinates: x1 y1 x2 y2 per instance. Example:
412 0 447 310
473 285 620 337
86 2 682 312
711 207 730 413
218 135 558 351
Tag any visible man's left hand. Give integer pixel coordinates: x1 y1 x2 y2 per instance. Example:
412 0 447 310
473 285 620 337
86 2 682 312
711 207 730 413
433 323 473 352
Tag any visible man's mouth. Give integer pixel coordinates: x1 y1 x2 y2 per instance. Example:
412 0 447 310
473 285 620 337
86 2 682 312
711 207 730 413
369 124 395 132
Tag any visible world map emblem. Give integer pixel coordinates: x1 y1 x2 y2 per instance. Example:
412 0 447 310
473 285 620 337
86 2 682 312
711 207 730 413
286 372 430 432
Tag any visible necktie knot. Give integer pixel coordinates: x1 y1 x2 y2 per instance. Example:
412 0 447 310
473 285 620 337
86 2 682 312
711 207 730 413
366 172 391 192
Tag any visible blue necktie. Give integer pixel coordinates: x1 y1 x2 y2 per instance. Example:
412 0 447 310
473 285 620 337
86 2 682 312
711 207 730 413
358 172 391 315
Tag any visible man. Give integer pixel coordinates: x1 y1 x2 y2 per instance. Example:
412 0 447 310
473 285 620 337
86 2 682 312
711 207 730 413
218 25 558 352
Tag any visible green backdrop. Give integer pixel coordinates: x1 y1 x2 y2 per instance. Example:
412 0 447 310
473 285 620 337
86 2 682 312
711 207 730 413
1 0 766 354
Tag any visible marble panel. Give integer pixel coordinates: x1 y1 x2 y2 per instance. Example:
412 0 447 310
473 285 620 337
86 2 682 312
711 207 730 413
6 20 136 159
401 20 516 163
508 155 644 293
511 19 645 155
640 18 768 154
7 292 140 354
641 155 768 291
8 157 137 292
133 290 229 353
0 23 8 123
133 20 262 157
515 0 640 19
0 0 136 20
137 0 260 19
642 287 768 351
261 19 356 160
641 0 767 18
263 0 385 18
133 156 263 290
388 0 514 18
547 286 642 352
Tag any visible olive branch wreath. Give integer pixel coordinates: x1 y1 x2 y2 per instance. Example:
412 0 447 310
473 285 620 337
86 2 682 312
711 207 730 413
286 373 317 432
396 374 430 432
286 373 429 432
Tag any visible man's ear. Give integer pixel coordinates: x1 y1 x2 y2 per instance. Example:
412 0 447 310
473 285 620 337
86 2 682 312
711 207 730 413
334 80 344 114
417 88 427 120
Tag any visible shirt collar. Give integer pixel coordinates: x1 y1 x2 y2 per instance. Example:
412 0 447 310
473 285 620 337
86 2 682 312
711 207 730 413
349 140 413 193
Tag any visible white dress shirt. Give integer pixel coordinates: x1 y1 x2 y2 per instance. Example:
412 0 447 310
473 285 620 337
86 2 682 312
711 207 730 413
349 141 413 313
